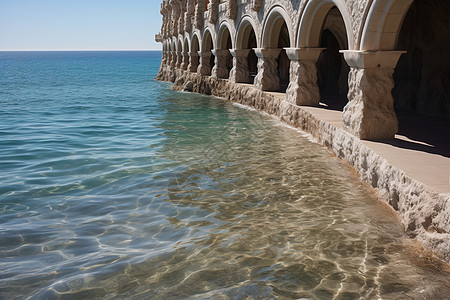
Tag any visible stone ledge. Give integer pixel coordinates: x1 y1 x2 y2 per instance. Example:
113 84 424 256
156 67 450 263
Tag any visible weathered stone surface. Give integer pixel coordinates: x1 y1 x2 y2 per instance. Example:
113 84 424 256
343 67 398 140
188 52 199 73
286 60 321 106
176 51 183 68
229 49 250 83
209 0 219 24
254 49 281 92
198 52 213 76
180 53 189 70
252 0 263 12
227 0 237 20
211 50 230 79
194 1 203 29
183 80 194 92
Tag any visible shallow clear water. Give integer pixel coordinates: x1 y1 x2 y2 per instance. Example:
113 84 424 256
0 51 449 299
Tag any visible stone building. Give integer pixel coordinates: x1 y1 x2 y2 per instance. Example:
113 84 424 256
156 0 449 140
156 0 450 261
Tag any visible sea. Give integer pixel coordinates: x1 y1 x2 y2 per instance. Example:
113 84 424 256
0 51 449 299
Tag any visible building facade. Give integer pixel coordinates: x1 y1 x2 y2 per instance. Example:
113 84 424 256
156 0 449 140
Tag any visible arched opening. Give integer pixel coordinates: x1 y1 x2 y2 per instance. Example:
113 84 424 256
235 19 258 83
277 22 290 93
247 31 258 84
183 38 189 70
163 42 167 62
393 0 450 118
191 34 200 72
177 40 183 67
262 9 292 92
217 25 233 79
171 40 176 66
316 7 349 110
202 30 215 76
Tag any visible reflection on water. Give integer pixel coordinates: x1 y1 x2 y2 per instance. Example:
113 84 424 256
1 73 450 298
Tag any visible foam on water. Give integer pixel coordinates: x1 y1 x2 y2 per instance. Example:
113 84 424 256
0 51 449 299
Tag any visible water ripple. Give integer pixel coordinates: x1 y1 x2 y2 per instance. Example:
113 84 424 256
0 52 449 299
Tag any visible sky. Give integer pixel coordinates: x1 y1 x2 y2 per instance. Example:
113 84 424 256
0 0 163 51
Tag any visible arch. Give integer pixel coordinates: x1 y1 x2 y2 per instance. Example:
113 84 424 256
236 15 260 49
191 32 201 53
215 21 234 79
297 0 353 49
360 0 414 51
201 27 215 52
217 21 235 50
177 39 182 52
183 36 189 53
234 15 259 84
200 28 215 76
261 5 294 48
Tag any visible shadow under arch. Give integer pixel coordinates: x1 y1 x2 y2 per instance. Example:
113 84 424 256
190 33 201 72
260 6 294 92
388 0 450 157
177 39 183 67
235 16 259 84
182 37 190 70
297 0 352 111
200 28 216 76
215 21 234 79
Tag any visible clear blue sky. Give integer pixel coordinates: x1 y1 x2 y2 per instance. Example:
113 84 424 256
0 0 163 51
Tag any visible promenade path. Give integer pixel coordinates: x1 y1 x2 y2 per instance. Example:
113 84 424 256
301 102 450 194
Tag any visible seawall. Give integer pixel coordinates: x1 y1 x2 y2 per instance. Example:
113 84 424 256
157 68 450 263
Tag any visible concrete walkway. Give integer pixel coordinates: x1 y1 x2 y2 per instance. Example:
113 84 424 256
299 103 450 194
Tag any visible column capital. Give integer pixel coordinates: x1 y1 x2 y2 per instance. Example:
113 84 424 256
230 49 251 58
211 49 230 57
284 48 325 61
189 52 199 57
254 48 282 59
198 51 213 58
340 50 406 69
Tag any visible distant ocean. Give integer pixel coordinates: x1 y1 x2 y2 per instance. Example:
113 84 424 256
0 51 449 299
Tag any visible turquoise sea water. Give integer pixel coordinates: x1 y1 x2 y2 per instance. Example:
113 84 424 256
0 51 449 299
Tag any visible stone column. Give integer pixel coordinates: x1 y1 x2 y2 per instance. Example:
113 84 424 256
162 51 169 65
176 51 183 69
181 52 189 71
197 51 213 76
195 1 204 29
285 48 324 106
208 0 219 24
169 51 177 68
341 50 405 140
184 12 192 32
229 49 250 83
253 48 281 92
228 0 237 20
188 52 199 73
211 50 230 79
